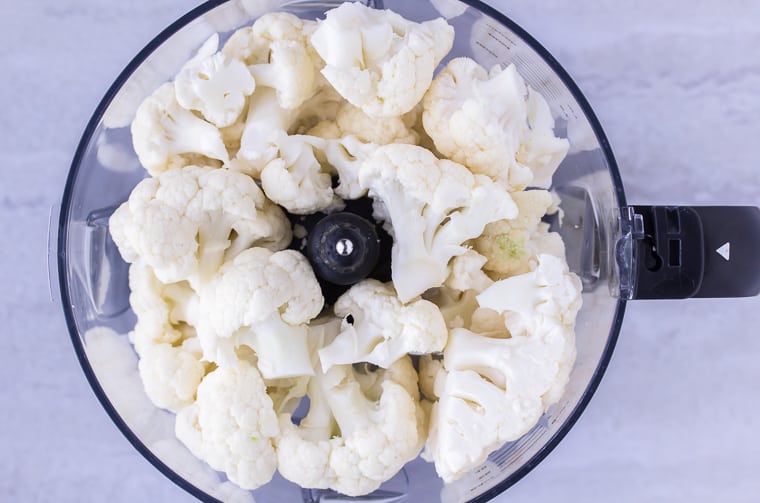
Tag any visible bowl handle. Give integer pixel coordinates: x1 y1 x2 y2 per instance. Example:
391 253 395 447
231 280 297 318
615 205 760 299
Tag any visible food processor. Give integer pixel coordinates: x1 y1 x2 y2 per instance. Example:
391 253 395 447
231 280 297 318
55 0 760 502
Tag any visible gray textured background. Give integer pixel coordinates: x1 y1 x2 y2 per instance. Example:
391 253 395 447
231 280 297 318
2 0 759 501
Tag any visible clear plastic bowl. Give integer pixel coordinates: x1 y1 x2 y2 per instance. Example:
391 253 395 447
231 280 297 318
58 1 626 501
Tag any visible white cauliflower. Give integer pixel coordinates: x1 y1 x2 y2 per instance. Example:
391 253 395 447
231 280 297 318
248 40 322 110
131 83 229 176
175 361 279 490
423 58 569 190
259 132 343 215
138 338 208 413
233 87 342 181
174 35 256 128
309 102 419 145
127 262 210 412
275 357 425 496
127 262 198 354
321 135 378 200
222 12 317 66
473 189 565 279
111 4 584 495
423 287 480 330
520 86 572 188
310 2 454 117
445 249 493 293
109 165 291 287
233 87 299 176
307 104 420 201
359 144 518 302
425 254 582 482
223 12 323 109
319 279 447 371
417 354 444 402
198 247 324 377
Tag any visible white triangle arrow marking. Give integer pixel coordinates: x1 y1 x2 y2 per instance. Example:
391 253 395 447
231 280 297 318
716 242 730 261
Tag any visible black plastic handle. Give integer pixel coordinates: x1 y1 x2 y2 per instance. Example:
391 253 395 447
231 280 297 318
630 206 760 299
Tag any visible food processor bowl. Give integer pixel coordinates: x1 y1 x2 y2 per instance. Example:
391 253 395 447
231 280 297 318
56 1 760 502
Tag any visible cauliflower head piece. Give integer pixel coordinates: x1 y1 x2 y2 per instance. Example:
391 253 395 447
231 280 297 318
318 279 448 371
233 86 342 178
310 2 454 117
198 247 324 377
223 12 323 109
474 189 565 279
423 58 569 190
109 165 291 287
275 356 426 496
127 261 199 354
174 34 256 128
359 144 518 302
309 102 419 145
127 263 212 412
259 132 343 215
425 254 582 482
175 361 279 490
445 249 493 293
131 83 229 176
138 337 209 414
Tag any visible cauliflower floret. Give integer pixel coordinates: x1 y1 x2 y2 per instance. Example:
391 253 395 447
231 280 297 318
109 165 291 287
234 86 342 178
248 40 322 110
318 279 447 371
130 83 229 176
423 287 480 330
138 337 208 413
473 189 565 279
417 354 444 402
359 144 518 302
319 135 379 200
307 103 420 200
259 132 343 215
175 361 279 490
520 86 572 188
425 254 582 482
423 58 569 190
174 35 256 128
198 247 324 377
275 357 426 496
126 263 210 412
445 249 493 293
127 262 198 354
309 102 419 145
289 84 346 134
265 316 342 415
219 113 247 159
222 12 317 65
310 2 454 117
223 12 323 109
234 88 299 176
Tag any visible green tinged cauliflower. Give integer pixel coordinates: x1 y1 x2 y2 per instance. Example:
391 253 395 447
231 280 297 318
473 189 565 279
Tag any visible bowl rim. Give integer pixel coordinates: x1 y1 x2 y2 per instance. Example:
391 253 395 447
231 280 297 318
58 1 627 502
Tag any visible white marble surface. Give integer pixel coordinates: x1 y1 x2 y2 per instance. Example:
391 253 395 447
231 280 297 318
2 0 759 501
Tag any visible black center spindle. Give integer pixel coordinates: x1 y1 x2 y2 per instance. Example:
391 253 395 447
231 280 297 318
306 212 381 286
